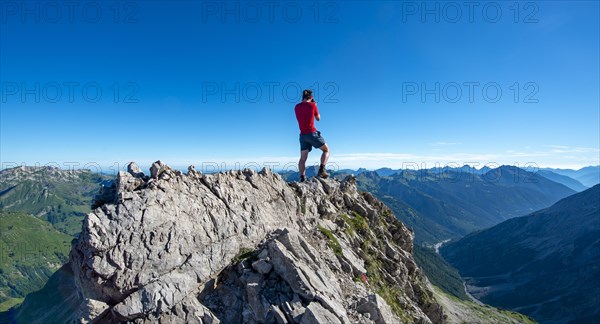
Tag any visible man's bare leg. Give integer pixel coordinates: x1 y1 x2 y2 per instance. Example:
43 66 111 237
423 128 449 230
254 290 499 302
318 144 330 178
319 144 330 166
298 149 310 181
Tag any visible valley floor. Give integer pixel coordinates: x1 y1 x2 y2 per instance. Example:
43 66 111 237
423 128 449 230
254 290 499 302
432 286 536 324
432 239 485 306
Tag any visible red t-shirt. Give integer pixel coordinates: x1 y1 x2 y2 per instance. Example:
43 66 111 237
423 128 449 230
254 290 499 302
295 101 319 134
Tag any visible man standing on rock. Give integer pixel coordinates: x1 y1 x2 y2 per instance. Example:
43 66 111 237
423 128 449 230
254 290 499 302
295 89 330 182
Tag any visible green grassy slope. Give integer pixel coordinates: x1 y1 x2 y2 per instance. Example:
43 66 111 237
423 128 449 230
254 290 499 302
413 245 468 300
0 211 72 308
432 286 537 324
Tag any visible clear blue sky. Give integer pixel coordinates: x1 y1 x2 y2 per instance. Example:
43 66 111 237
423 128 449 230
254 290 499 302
1 1 598 172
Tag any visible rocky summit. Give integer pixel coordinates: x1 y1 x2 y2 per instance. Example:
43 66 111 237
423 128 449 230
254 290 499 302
7 161 522 323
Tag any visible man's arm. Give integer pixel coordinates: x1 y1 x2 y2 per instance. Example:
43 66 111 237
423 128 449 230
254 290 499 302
314 103 320 121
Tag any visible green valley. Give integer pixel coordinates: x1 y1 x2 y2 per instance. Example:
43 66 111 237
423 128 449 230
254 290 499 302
0 211 72 310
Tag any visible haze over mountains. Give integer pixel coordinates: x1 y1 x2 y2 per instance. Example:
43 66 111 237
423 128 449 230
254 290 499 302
331 165 597 193
441 185 600 323
541 166 600 188
536 170 589 192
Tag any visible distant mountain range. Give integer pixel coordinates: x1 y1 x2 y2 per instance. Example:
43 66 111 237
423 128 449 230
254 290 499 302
0 166 110 236
283 165 597 193
541 166 600 188
371 165 597 192
440 185 600 323
344 166 575 245
536 170 588 192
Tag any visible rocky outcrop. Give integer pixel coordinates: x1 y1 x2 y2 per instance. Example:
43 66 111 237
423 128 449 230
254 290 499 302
11 161 446 323
199 228 403 324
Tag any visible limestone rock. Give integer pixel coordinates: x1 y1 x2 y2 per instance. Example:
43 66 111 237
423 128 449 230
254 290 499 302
252 259 273 274
356 294 401 324
14 161 446 323
127 162 145 179
301 302 342 324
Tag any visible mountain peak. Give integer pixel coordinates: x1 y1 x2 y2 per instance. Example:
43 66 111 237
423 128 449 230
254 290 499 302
13 161 447 323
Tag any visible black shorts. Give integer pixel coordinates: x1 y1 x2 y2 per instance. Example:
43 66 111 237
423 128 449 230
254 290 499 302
299 131 326 152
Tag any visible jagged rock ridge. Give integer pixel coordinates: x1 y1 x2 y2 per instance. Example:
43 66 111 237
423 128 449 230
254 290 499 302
11 161 449 323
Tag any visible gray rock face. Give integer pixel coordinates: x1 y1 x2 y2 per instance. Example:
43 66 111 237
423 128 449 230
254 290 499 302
301 302 342 324
356 294 401 324
17 161 446 323
201 229 352 324
127 162 145 179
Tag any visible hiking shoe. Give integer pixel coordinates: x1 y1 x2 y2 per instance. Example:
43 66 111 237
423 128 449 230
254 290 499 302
300 175 306 182
318 167 329 179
